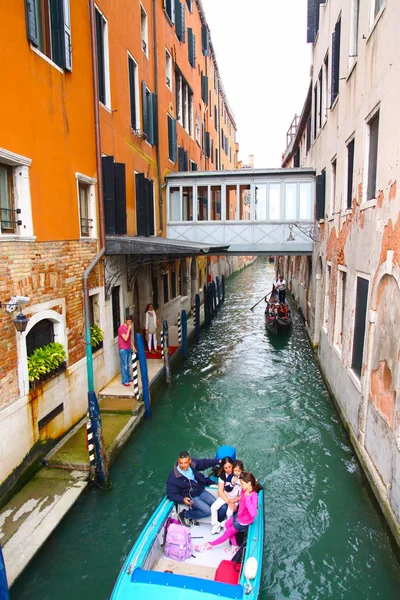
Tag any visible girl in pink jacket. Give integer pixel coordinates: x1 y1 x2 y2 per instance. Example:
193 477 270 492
195 472 262 554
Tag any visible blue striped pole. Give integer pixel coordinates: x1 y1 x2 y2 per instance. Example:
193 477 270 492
160 329 164 358
135 333 151 418
216 276 221 307
195 293 200 342
182 310 188 359
163 320 171 383
86 414 96 480
177 313 182 345
212 281 217 314
131 352 140 399
0 545 9 600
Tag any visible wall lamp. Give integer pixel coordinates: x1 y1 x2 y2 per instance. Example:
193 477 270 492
0 296 30 333
287 222 320 243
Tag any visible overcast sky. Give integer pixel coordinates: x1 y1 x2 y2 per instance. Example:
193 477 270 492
201 0 311 168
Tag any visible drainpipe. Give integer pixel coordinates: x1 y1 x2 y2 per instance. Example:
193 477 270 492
153 0 164 234
83 0 110 487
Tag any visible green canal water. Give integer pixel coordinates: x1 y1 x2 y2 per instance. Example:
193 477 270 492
12 259 400 599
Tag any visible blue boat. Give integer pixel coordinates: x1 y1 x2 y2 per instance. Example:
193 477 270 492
110 487 264 599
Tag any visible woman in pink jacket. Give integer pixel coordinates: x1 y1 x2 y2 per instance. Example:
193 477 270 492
195 472 262 554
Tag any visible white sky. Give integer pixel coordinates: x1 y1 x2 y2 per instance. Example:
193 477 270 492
201 0 311 168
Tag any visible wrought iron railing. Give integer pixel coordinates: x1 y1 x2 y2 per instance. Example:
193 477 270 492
1 207 21 233
80 217 93 237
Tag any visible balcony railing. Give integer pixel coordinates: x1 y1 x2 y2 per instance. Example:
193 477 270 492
80 217 93 237
1 208 22 233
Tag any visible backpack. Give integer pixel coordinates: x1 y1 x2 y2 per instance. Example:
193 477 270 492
164 522 193 562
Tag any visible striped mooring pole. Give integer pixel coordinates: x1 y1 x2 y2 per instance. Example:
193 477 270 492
163 320 172 384
86 414 96 480
160 329 164 358
195 293 200 342
177 313 182 345
131 352 140 399
216 276 221 307
182 310 188 359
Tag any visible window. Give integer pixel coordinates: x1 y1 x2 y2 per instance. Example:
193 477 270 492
371 0 385 24
175 70 193 134
78 183 90 237
211 186 221 220
188 28 196 68
366 111 379 201
171 271 177 299
316 169 326 219
175 0 185 42
313 84 318 139
167 115 177 162
177 146 188 171
164 0 175 23
190 160 198 171
198 186 208 221
163 274 169 304
195 114 201 145
95 8 111 107
226 185 237 220
182 187 193 220
318 69 323 130
140 5 148 56
330 157 337 216
128 55 139 131
334 269 346 348
201 24 209 56
102 157 127 235
352 277 369 377
346 138 355 209
165 49 172 89
25 0 72 70
323 264 331 330
111 286 121 338
349 0 360 71
307 0 325 43
201 74 208 104
135 174 154 236
0 164 16 233
175 71 182 123
169 187 180 221
323 53 329 118
188 94 193 137
26 319 54 356
186 0 192 11
331 18 341 105
142 82 157 145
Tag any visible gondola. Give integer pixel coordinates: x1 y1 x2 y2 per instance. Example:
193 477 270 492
110 449 264 600
264 296 292 333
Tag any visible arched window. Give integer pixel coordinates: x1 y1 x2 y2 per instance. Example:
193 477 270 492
26 319 54 356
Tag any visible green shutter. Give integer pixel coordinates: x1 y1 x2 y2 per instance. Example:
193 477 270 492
201 24 209 56
63 0 72 71
128 57 137 129
25 0 39 47
50 0 65 68
191 161 198 171
188 28 195 67
148 92 154 145
180 2 185 42
152 93 158 146
175 0 182 40
142 81 148 138
201 74 208 104
168 116 177 162
95 9 106 103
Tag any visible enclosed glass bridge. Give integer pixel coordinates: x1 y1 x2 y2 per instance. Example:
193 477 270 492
166 168 316 255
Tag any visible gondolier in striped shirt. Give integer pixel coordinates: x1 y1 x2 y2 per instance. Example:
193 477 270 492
273 275 286 304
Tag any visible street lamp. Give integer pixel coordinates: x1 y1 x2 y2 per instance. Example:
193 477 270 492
0 296 30 332
286 222 320 243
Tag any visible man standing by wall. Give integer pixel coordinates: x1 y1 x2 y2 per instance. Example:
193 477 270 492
118 315 136 386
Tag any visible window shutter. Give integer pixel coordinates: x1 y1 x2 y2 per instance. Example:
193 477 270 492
135 173 147 236
331 20 341 105
201 74 208 104
50 0 66 69
95 10 106 104
347 139 355 209
114 163 127 234
168 116 177 162
142 81 148 137
63 0 72 71
25 0 39 47
316 170 326 219
175 0 182 41
180 2 185 42
152 93 158 145
183 150 188 171
352 277 369 377
191 162 198 171
201 24 209 56
164 0 175 23
188 28 195 67
128 58 136 129
186 0 192 11
147 91 154 145
306 116 311 151
146 178 154 236
205 132 210 158
178 147 185 171
102 156 116 235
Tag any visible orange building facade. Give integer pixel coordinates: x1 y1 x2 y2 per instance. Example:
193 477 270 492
0 0 244 494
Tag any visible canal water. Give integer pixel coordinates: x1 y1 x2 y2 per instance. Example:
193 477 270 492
12 259 400 599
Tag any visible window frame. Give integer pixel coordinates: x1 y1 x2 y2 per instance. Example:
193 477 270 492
76 172 97 239
140 4 149 58
95 6 111 109
0 148 33 238
364 107 380 202
165 48 172 90
128 53 140 131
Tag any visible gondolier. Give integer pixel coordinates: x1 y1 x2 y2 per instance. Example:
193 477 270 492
273 275 286 303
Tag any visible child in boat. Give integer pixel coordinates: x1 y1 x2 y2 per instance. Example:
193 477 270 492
210 459 243 535
195 472 262 555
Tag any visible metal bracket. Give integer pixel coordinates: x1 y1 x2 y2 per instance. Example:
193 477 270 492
104 257 123 301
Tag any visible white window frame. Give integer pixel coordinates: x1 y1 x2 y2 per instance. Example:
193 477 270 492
165 48 172 90
370 0 385 28
140 4 149 58
0 148 34 238
334 267 347 353
363 105 380 204
330 156 337 216
343 134 355 212
95 6 112 110
76 173 97 239
322 263 331 332
127 52 141 131
349 0 360 73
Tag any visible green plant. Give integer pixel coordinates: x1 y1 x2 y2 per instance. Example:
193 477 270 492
27 342 67 382
90 324 105 347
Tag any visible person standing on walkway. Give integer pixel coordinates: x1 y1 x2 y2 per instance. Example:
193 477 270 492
273 275 287 304
166 450 220 526
145 303 159 353
118 315 136 387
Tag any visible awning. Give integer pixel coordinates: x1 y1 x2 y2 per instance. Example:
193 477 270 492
105 235 229 256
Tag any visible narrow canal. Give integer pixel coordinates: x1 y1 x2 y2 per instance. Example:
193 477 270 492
12 259 400 599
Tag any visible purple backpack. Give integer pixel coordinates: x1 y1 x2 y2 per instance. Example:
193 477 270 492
164 522 193 562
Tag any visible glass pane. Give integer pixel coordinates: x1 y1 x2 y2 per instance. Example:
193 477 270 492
169 187 180 221
0 165 9 210
269 184 280 220
225 185 237 220
255 185 267 220
299 183 312 219
239 185 251 220
211 186 221 220
182 186 193 221
285 183 297 220
197 186 208 221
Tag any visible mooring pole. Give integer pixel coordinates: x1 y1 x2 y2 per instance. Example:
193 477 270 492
216 276 221 307
195 293 200 342
0 545 9 600
181 310 188 359
221 274 225 304
135 333 151 417
163 320 171 383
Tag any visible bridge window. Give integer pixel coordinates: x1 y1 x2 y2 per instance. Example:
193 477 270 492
169 187 180 221
240 185 251 220
286 184 297 220
255 186 267 220
299 183 313 219
269 184 280 220
211 186 221 220
182 187 193 220
198 186 208 220
226 185 237 220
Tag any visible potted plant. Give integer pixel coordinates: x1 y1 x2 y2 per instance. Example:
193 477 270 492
28 342 67 387
90 324 104 352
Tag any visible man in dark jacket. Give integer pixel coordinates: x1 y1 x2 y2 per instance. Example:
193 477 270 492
166 450 219 526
